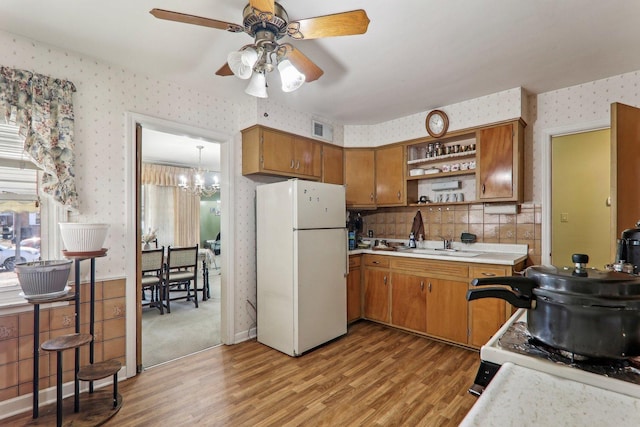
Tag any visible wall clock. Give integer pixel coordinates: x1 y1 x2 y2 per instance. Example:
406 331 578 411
425 110 449 138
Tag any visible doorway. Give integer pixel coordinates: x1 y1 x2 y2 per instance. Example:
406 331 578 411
138 126 223 368
124 113 233 376
551 129 611 268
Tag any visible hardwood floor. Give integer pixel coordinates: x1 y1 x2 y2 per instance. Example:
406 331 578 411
6 321 481 426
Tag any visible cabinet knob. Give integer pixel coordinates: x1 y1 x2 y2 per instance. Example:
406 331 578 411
290 160 295 169
482 184 486 194
384 276 387 285
420 281 424 291
296 160 300 170
372 261 379 264
428 282 432 292
481 272 496 277
397 191 401 200
370 193 374 201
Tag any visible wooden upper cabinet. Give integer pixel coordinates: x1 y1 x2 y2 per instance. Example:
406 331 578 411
476 120 524 202
292 135 321 177
344 149 376 207
322 144 344 185
241 125 321 179
262 128 295 172
375 145 405 206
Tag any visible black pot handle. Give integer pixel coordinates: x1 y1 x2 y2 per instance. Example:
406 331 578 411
471 276 537 299
466 288 533 308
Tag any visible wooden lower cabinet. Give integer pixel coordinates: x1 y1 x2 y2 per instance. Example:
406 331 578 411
467 265 511 347
426 278 469 343
361 255 521 348
347 255 362 323
363 268 390 323
390 272 426 333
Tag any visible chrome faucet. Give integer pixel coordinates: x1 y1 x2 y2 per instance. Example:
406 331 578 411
438 236 452 250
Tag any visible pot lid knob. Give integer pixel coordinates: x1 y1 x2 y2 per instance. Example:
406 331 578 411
572 253 589 276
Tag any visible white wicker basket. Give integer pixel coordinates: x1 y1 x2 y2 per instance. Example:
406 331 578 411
59 223 109 252
16 260 72 296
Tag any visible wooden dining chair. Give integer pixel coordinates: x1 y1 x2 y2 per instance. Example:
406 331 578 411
141 247 165 314
164 245 199 313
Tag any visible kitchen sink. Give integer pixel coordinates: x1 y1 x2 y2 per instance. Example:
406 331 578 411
403 248 483 257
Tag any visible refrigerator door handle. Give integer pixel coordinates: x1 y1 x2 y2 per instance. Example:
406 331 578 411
344 228 349 277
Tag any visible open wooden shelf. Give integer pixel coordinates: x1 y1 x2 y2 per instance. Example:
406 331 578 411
407 169 476 180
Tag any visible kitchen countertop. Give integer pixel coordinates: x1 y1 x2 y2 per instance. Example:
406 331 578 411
460 362 640 426
349 241 528 266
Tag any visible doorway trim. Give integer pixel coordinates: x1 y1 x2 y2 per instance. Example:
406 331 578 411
540 119 609 265
125 112 234 378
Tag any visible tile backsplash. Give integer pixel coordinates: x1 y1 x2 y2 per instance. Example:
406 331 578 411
357 203 541 266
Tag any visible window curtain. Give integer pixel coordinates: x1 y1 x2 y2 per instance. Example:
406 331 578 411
142 163 200 247
0 66 78 211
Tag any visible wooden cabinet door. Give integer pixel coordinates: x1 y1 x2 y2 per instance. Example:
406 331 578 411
468 266 510 347
261 128 294 173
322 144 344 185
344 149 376 207
363 268 390 323
426 278 468 343
293 136 321 178
477 121 524 202
347 257 362 322
375 145 405 206
391 272 426 332
611 103 640 253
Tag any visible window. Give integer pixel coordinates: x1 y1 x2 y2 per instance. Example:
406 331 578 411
0 123 65 308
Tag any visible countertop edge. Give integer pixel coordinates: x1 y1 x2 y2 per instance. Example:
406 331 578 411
348 248 527 266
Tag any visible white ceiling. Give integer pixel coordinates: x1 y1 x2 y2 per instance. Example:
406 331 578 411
1 0 640 127
141 128 221 170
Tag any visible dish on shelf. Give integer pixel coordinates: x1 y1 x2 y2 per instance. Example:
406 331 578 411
409 168 425 176
19 286 72 301
424 168 441 174
406 150 476 165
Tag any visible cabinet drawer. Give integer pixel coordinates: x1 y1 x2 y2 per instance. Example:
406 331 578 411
469 265 510 280
349 255 362 269
363 254 390 268
390 257 468 279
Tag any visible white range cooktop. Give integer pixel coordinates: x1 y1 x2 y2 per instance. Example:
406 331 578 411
481 309 640 399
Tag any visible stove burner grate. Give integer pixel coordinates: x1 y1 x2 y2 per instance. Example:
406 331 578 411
496 321 640 385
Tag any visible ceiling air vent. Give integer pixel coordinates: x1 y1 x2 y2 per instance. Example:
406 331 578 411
312 120 333 142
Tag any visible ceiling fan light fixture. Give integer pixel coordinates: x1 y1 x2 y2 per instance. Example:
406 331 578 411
228 47 259 79
245 71 268 98
278 59 305 92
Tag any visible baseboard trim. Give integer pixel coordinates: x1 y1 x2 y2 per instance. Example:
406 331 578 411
234 326 256 344
0 367 127 421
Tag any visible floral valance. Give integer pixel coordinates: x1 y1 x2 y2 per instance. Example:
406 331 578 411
142 163 192 187
0 66 78 211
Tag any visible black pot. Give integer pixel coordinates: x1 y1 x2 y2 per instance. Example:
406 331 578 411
616 221 640 273
467 254 640 359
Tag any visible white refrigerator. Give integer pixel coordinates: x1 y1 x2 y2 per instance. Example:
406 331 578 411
256 179 348 356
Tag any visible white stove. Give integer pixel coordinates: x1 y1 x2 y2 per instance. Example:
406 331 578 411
473 309 640 399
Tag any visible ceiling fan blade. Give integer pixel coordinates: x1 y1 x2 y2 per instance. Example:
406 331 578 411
150 9 244 33
287 48 324 83
249 0 275 15
287 10 370 40
215 63 233 77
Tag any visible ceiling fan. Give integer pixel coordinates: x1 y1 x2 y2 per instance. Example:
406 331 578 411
150 0 370 97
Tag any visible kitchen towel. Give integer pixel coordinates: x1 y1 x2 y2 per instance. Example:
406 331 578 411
411 210 425 238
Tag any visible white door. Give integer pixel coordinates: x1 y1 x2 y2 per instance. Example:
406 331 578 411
294 228 347 354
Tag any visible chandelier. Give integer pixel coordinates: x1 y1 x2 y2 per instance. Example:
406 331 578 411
227 30 305 98
178 145 220 197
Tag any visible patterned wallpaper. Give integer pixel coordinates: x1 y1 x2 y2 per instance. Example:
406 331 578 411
343 87 525 147
530 70 640 202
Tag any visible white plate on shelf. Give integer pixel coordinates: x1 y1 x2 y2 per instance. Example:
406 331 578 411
19 286 72 301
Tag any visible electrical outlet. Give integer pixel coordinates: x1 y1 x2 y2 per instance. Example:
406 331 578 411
560 213 569 222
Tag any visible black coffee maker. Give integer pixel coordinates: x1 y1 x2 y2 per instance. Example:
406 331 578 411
616 220 640 274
